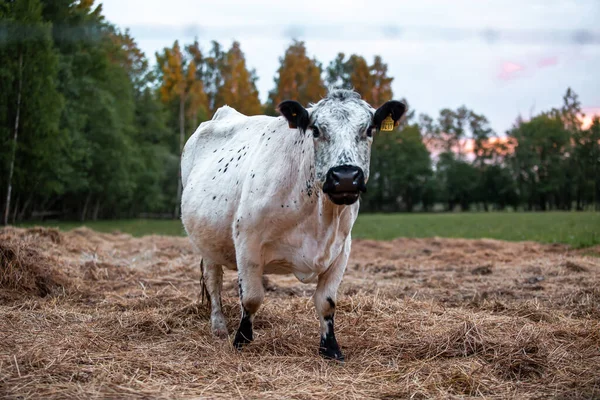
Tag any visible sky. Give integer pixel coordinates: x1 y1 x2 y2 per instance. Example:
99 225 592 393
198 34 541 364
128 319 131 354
100 0 600 135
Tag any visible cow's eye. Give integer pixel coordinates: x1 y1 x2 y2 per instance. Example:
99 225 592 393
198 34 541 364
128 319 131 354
311 126 320 138
366 126 374 138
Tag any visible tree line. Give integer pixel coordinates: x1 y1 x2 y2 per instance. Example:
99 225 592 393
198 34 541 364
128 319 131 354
1 0 599 224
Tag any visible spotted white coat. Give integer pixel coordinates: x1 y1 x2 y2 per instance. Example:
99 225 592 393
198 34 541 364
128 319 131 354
181 89 406 360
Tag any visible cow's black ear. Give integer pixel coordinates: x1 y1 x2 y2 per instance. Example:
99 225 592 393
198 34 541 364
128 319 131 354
373 100 407 131
277 100 309 131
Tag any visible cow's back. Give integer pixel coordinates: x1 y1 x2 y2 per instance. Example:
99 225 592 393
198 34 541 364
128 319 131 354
181 106 246 188
180 106 277 267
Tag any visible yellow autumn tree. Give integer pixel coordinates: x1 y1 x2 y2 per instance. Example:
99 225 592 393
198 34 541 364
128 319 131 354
326 53 394 107
346 55 371 100
368 56 393 107
184 40 210 127
214 41 262 116
155 40 208 217
267 40 326 113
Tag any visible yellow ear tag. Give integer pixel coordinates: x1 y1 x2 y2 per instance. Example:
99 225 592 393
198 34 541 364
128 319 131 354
380 114 395 131
288 112 298 129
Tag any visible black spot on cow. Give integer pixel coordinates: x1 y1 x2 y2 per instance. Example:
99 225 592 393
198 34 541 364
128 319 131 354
213 149 217 153
337 151 352 165
267 137 271 141
212 196 216 200
212 177 215 180
306 182 313 197
326 297 335 310
281 205 284 208
252 174 255 178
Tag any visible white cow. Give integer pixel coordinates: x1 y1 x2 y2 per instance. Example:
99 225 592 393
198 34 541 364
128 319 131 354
181 89 406 360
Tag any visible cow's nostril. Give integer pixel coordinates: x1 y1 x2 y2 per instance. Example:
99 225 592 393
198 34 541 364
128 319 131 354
325 165 365 194
331 171 341 185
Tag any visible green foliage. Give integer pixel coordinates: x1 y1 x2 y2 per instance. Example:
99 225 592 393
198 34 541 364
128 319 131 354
362 123 433 212
0 0 63 220
509 113 572 210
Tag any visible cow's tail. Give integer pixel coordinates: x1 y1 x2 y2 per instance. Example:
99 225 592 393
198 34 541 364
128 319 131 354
199 258 211 306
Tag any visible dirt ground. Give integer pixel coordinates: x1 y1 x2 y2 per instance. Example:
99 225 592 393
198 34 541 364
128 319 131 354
1 227 599 399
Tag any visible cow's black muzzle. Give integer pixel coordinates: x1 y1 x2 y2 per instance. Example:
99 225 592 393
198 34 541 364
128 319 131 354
322 165 366 205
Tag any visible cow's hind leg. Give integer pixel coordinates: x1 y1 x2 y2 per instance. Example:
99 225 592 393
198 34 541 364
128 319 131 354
233 260 264 349
202 259 228 338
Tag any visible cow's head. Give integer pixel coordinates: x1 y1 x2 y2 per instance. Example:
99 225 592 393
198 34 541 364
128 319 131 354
278 89 406 206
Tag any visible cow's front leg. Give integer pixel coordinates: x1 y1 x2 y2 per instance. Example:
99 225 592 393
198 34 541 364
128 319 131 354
233 257 264 349
314 244 349 361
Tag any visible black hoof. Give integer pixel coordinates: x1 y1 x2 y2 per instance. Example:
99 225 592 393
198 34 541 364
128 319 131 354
233 329 252 349
233 315 253 350
319 337 345 361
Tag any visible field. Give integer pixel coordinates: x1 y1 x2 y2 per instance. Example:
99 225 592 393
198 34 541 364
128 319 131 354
1 215 600 399
19 211 600 248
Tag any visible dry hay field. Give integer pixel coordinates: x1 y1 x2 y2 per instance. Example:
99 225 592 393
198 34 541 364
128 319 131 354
1 226 599 399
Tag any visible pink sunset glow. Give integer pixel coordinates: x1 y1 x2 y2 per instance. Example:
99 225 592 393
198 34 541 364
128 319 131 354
537 56 559 68
580 108 600 129
498 62 525 80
